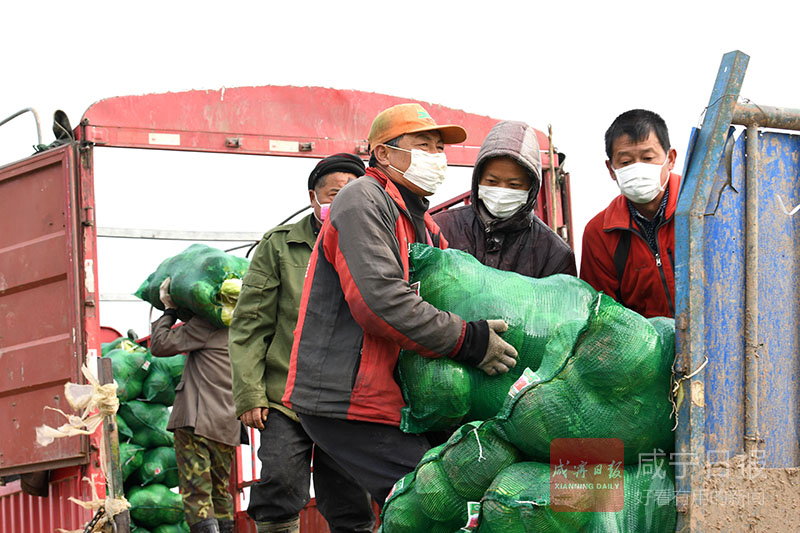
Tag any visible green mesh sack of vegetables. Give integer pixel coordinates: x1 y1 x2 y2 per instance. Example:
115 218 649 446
118 400 174 448
133 446 180 488
102 336 145 356
134 244 249 328
476 459 676 532
380 468 455 533
381 420 521 532
117 414 134 441
120 442 146 481
153 523 190 533
497 296 675 464
105 347 152 402
130 523 151 533
128 483 184 528
398 244 597 433
141 354 186 405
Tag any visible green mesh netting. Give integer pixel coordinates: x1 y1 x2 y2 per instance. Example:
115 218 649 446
118 400 174 448
399 244 597 433
134 244 249 328
381 420 521 532
117 414 134 441
152 523 190 533
477 459 676 532
497 296 675 464
379 471 454 533
141 354 186 405
105 347 152 402
120 442 145 481
132 446 179 488
399 245 675 465
130 522 152 533
128 483 184 528
102 337 145 356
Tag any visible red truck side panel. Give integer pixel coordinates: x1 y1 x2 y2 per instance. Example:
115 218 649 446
0 146 91 476
0 468 94 532
78 85 557 169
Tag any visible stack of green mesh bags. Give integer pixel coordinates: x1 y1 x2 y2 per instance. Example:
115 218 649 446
103 338 188 533
135 244 250 328
379 244 677 532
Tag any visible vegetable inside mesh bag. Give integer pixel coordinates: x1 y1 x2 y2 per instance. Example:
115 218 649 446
381 420 521 532
128 483 184 528
152 523 190 533
141 354 186 405
132 446 180 488
105 348 152 402
134 244 249 328
102 336 145 356
118 400 174 448
477 459 676 532
399 244 597 433
117 413 134 441
120 442 145 481
497 295 675 464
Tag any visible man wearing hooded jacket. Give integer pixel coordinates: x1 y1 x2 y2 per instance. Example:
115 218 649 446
433 120 576 278
282 103 519 507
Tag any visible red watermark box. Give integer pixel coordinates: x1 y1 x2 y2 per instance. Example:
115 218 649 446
550 438 624 512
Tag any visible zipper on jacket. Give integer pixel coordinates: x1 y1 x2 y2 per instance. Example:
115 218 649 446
623 224 674 316
653 226 674 316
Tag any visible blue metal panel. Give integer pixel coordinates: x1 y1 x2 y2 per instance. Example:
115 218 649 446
752 131 800 467
674 51 749 529
701 128 800 469
703 131 746 459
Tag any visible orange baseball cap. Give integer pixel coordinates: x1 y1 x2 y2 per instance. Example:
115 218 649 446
367 103 467 151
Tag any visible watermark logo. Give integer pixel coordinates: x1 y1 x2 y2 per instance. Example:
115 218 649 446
550 438 624 512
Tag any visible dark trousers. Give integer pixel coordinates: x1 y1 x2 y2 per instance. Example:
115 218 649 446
298 413 431 509
247 410 375 532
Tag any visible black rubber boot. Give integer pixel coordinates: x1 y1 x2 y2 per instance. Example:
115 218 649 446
218 519 235 533
255 517 300 533
190 517 221 533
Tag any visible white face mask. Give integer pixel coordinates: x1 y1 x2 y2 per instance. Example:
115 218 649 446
385 145 448 194
612 155 670 204
477 185 529 219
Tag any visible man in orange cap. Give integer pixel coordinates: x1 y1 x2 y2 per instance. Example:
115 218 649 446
282 103 518 507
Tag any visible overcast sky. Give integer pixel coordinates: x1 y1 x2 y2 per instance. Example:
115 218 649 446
3 0 800 333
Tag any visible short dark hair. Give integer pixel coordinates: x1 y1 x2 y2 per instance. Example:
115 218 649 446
368 134 404 168
604 109 670 159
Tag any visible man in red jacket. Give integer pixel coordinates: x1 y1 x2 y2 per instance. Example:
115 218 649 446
283 103 518 507
580 109 679 318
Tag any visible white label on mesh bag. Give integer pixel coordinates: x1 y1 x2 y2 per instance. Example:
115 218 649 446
463 501 481 529
508 367 536 397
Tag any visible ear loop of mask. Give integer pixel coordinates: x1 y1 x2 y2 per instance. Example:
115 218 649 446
383 144 410 176
313 191 330 223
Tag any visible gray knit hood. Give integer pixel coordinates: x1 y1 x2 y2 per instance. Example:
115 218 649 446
471 120 542 231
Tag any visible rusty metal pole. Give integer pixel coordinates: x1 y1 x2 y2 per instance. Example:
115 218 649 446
547 125 558 232
734 103 800 130
99 357 131 532
743 123 760 457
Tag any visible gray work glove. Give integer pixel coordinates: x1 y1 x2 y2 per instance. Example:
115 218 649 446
159 277 177 310
477 319 518 376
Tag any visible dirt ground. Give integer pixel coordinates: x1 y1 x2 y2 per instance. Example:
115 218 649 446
692 454 800 532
